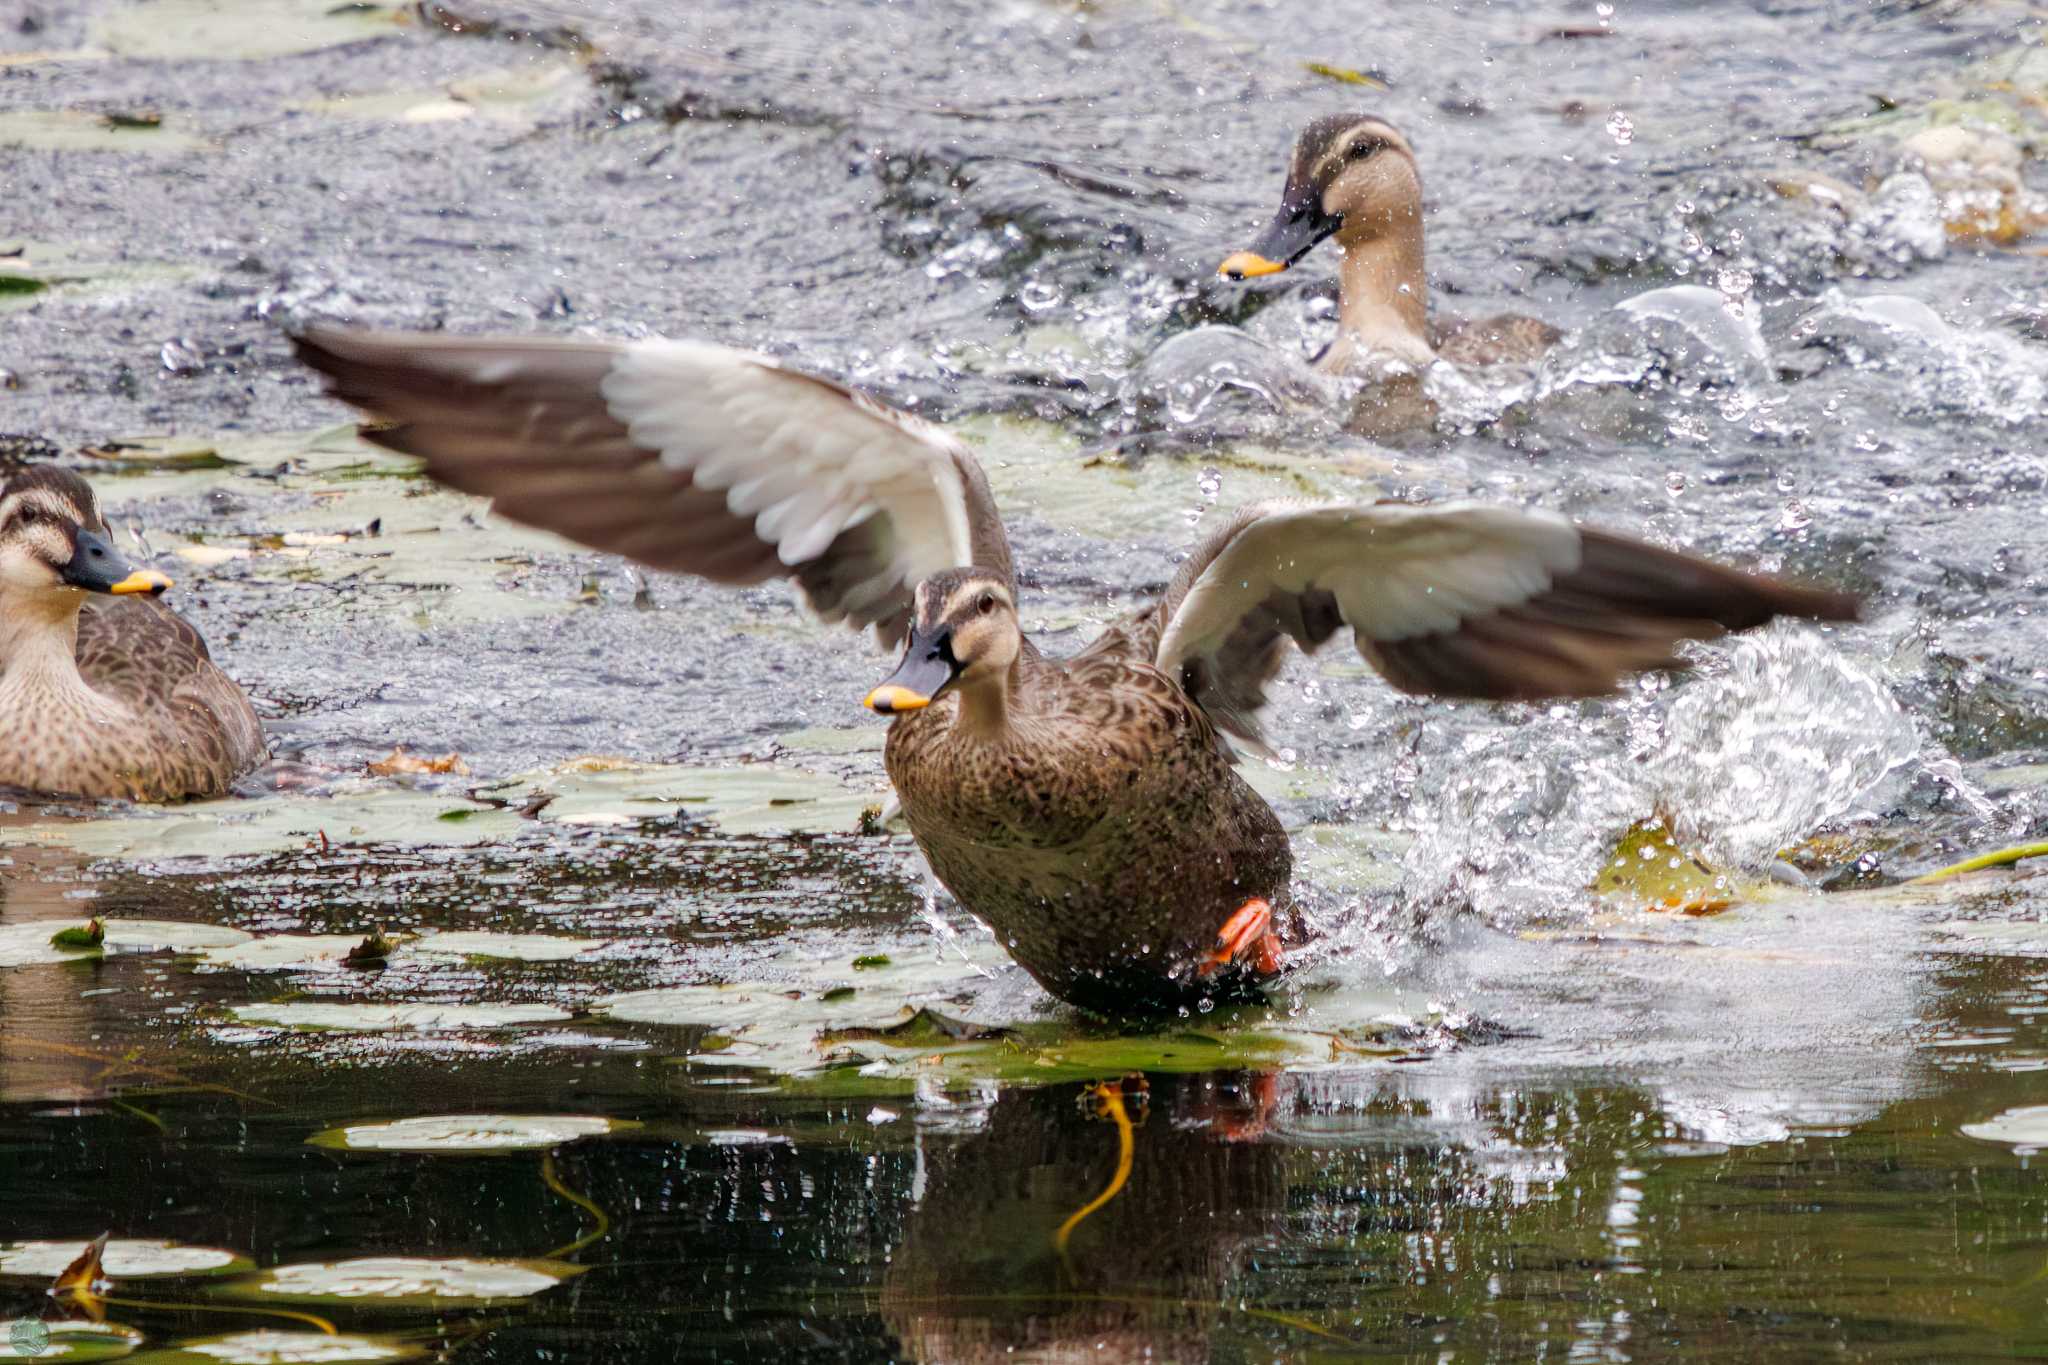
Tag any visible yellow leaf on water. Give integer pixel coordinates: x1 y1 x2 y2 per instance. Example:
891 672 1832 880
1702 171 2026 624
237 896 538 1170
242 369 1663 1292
1590 820 1736 916
367 747 470 777
47 1232 107 1322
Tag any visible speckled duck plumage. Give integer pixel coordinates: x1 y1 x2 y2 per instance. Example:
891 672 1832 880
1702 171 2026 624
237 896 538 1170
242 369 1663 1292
0 466 264 802
292 325 1861 1015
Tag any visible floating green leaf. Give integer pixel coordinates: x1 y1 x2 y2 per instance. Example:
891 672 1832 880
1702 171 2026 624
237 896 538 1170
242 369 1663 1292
0 112 208 154
307 1114 636 1154
229 1003 572 1032
1 920 251 969
1961 1105 2048 1153
0 1239 249 1280
222 1257 584 1307
91 0 403 61
818 1008 1014 1046
201 936 376 972
0 1319 142 1361
406 932 606 962
127 1329 420 1364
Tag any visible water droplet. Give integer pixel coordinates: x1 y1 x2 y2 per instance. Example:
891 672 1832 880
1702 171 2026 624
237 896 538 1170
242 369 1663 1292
1196 467 1222 500
1605 111 1634 146
1018 279 1063 315
1665 470 1687 496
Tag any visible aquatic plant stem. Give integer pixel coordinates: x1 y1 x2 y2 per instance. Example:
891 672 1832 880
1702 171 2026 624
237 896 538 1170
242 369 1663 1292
99 1293 336 1336
1910 840 2048 884
1053 1082 1135 1256
541 1151 611 1258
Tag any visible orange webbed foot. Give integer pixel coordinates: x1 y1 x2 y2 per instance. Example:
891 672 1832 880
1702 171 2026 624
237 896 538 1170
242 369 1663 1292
1197 897 1281 978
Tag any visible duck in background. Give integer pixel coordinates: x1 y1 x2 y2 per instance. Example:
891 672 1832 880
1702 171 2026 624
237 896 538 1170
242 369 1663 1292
1219 113 1562 378
0 466 264 802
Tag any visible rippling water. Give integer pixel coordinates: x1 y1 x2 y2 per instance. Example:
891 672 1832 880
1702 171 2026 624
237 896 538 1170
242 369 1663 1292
4 0 2048 1358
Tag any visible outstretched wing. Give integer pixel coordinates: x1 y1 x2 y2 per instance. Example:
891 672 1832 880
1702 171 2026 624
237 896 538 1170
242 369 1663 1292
1151 501 1860 747
292 327 1014 648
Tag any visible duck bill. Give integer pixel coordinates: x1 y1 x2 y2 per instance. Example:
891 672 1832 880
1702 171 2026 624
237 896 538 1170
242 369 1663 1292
1219 187 1342 279
60 529 172 596
863 626 958 715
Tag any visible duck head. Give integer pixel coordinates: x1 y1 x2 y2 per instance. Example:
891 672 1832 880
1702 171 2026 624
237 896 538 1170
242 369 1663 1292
864 569 1020 721
1218 113 1421 279
0 467 171 611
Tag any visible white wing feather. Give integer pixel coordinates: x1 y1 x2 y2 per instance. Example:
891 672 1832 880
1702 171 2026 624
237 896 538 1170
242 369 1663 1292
1155 501 1584 676
601 340 976 589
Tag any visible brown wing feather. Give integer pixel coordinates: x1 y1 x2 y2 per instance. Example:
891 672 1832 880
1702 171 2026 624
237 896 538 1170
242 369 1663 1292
1368 531 1859 701
293 327 1010 649
1140 505 1860 746
75 597 265 795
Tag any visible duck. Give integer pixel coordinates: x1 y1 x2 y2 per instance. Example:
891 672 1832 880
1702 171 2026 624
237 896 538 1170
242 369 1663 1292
1218 113 1561 378
0 466 265 802
292 325 1858 1015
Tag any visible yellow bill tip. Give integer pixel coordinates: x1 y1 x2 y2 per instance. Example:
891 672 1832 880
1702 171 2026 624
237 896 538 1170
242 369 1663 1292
1218 251 1287 280
108 568 173 595
863 684 931 714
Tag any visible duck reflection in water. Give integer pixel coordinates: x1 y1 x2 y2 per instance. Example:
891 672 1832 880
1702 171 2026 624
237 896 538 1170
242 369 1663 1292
880 1072 1291 1362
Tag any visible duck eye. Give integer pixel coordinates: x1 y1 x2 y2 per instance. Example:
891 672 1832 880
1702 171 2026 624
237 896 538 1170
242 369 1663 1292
977 593 997 616
1348 140 1377 160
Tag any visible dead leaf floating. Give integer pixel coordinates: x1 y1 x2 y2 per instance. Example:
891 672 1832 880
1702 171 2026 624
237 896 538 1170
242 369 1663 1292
44 1233 107 1323
344 928 397 968
367 747 469 777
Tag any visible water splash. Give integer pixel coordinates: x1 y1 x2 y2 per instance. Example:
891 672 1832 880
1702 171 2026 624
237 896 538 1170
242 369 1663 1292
1651 625 1919 867
1118 325 1343 433
1394 628 1916 926
1789 289 2048 428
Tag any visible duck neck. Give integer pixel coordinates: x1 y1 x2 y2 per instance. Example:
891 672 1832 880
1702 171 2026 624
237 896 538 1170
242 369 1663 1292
1331 222 1434 369
0 594 88 695
951 660 1017 743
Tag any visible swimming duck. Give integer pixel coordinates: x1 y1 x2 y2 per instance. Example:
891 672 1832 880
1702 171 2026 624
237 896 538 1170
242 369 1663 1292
1219 114 1561 377
293 326 1858 1014
0 467 264 802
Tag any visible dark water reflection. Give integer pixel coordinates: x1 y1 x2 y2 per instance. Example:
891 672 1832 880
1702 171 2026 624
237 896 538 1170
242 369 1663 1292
8 940 2048 1360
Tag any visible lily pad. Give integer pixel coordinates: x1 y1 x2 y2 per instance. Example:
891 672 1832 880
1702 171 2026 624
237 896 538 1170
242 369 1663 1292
406 932 607 962
529 762 878 836
91 0 404 61
818 1008 1014 1046
0 920 252 968
200 936 379 973
224 1257 583 1307
0 1321 143 1361
228 1003 572 1032
1591 820 1740 915
0 112 207 154
306 1114 635 1153
8 788 523 861
1961 1106 2048 1153
128 1331 419 1364
0 1239 250 1279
